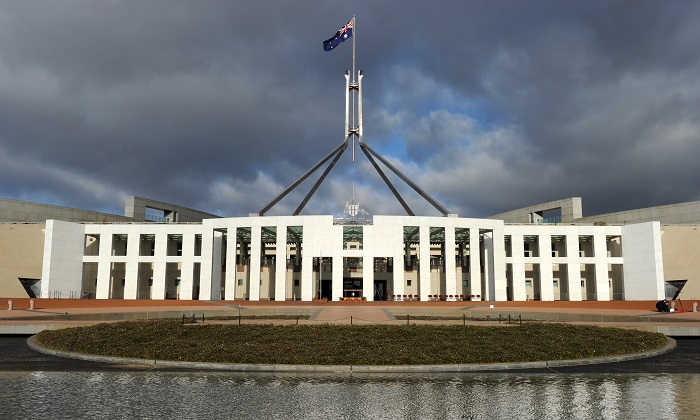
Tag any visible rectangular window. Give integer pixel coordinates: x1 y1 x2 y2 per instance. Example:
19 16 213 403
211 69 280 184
238 279 243 286
294 279 300 286
553 280 559 287
148 279 153 287
407 279 412 286
525 280 532 287
462 280 468 287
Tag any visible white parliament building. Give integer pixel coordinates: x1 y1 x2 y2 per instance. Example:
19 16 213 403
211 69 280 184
3 68 697 303
40 208 663 303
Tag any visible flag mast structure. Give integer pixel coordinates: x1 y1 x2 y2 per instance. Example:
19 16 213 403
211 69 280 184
255 17 452 217
351 15 356 161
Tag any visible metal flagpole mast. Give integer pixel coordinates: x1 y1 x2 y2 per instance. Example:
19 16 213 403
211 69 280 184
352 15 356 161
352 15 356 82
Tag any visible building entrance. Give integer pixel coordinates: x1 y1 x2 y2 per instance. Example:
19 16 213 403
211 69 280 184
343 278 363 299
321 280 332 300
374 280 387 301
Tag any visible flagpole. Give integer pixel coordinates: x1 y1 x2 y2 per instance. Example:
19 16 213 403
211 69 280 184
352 15 356 83
351 15 356 162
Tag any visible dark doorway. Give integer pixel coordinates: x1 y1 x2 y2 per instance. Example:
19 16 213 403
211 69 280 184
343 278 362 299
374 280 387 301
321 280 332 300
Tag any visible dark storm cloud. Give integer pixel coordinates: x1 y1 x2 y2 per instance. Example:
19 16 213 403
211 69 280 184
1 1 699 218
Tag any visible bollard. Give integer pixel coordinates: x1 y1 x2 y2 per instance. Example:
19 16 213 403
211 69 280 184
29 299 35 310
7 300 13 311
694 301 698 313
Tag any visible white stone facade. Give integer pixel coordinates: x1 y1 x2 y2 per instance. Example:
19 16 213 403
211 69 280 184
40 216 665 302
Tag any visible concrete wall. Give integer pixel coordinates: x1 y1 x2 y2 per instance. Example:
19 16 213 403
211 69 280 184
576 201 700 225
621 222 665 301
0 197 131 223
40 220 86 298
125 196 220 223
0 223 46 298
488 197 583 223
661 225 700 301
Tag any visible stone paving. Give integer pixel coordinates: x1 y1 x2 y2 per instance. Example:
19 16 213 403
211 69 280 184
1 297 700 335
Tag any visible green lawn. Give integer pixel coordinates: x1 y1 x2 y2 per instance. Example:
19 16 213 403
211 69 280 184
36 320 668 365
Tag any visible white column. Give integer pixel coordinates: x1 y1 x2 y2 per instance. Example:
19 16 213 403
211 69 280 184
491 225 508 301
225 226 237 300
94 232 112 299
469 227 483 300
419 226 431 301
275 224 287 301
151 232 167 300
482 234 493 301
123 231 140 299
209 231 223 300
538 233 554 301
179 232 195 300
198 228 214 299
332 255 343 301
510 232 526 301
301 245 313 301
445 227 457 298
393 244 405 299
566 232 582 301
593 231 611 301
363 255 373 301
248 227 262 301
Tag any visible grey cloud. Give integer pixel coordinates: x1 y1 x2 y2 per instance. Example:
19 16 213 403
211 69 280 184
1 1 700 218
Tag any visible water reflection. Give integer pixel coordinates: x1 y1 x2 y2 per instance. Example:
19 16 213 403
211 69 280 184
2 372 699 419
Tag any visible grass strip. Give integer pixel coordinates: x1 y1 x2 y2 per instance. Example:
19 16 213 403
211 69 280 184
36 320 668 365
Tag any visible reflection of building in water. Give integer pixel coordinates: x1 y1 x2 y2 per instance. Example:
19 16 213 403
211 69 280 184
674 374 700 419
2 371 697 418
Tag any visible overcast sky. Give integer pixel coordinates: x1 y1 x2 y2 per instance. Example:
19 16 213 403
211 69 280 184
1 1 699 219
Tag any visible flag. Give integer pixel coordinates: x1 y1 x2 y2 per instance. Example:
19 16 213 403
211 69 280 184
323 19 353 52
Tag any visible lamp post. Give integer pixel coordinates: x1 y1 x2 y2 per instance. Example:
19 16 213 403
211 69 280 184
318 249 322 300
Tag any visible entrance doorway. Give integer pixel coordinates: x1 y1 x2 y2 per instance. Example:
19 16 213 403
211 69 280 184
343 278 363 299
374 280 387 301
321 280 332 300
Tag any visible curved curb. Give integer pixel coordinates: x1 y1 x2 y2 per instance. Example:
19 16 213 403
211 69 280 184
27 336 676 373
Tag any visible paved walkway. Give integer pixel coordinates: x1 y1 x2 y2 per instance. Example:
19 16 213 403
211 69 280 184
1 298 700 335
310 306 391 323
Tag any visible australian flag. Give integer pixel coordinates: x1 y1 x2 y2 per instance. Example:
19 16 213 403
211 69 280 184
323 19 353 52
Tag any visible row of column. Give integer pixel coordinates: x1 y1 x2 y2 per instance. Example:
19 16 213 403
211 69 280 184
507 231 619 301
213 225 489 302
89 230 214 300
